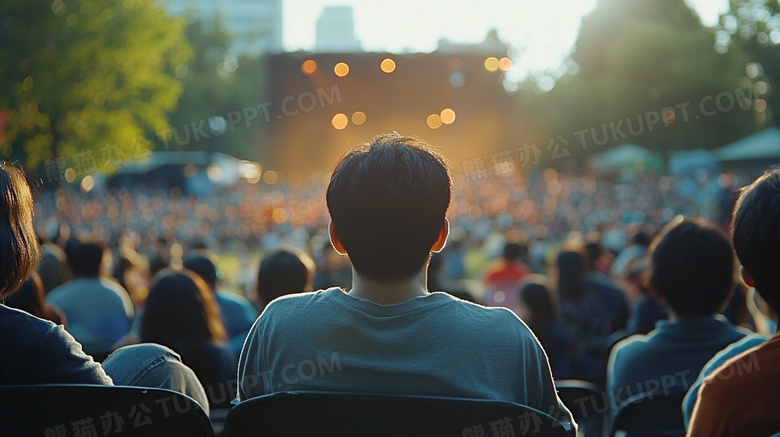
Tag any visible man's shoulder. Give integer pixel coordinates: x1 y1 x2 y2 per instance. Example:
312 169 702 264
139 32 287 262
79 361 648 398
611 331 655 361
706 337 778 387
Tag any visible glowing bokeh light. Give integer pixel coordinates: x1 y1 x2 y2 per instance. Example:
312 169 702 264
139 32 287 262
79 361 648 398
426 114 442 129
498 57 513 72
331 113 349 129
484 57 499 72
301 59 318 75
380 58 396 73
80 175 95 192
334 62 350 77
263 170 278 185
64 168 76 183
352 111 367 125
272 208 288 224
440 108 456 125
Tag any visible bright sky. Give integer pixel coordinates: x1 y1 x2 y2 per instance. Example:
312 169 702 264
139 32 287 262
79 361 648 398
283 0 730 80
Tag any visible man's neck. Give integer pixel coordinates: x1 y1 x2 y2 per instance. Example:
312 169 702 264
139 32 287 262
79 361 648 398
348 268 429 305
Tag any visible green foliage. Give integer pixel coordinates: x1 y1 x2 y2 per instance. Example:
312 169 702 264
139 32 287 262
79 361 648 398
717 0 780 125
165 17 267 160
517 0 763 163
0 0 191 167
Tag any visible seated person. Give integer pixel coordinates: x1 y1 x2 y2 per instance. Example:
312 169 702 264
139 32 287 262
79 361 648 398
688 169 780 436
140 269 235 409
255 247 315 311
0 164 208 411
184 251 257 355
518 276 567 374
607 217 751 421
236 133 574 429
482 242 531 309
46 238 134 358
0 164 109 385
555 250 628 385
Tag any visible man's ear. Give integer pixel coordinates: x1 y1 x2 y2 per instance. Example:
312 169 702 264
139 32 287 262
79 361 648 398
741 266 756 288
431 218 450 253
328 221 347 256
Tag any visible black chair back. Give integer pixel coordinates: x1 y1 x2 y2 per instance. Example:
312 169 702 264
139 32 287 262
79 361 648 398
223 391 575 437
610 390 686 437
0 384 215 437
556 380 607 437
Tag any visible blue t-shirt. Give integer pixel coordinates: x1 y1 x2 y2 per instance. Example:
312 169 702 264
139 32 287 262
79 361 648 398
238 288 574 428
607 315 751 416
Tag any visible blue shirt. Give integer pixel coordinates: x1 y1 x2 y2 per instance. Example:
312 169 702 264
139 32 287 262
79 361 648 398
607 315 751 416
238 288 575 430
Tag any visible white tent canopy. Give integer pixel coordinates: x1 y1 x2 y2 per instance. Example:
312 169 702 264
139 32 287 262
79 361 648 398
588 143 664 174
668 149 720 175
713 127 780 162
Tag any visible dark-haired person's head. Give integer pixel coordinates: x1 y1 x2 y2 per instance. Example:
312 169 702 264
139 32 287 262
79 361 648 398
326 133 451 282
732 168 780 314
556 251 584 300
0 164 40 298
140 269 226 349
38 243 72 294
584 242 602 272
64 239 107 278
632 231 652 248
648 217 733 318
520 279 556 321
502 242 527 262
183 250 219 291
257 248 315 307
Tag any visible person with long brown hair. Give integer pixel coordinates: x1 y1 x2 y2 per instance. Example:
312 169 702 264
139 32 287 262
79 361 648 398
140 269 235 408
0 163 110 384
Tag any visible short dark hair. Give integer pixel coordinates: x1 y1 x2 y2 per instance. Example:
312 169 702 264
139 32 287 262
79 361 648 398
502 242 527 262
183 250 219 290
257 248 314 306
64 238 106 277
0 164 40 298
326 133 451 282
556 251 584 300
648 217 733 318
733 168 780 313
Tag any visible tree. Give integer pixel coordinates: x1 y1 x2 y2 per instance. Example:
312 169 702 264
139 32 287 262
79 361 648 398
165 17 267 161
516 0 763 164
0 0 191 171
716 0 780 125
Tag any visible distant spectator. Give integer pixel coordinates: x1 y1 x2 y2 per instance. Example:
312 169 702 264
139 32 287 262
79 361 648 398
256 248 315 311
610 229 652 278
140 269 234 409
427 253 476 303
37 243 72 294
184 250 257 356
112 249 149 310
555 250 628 385
609 217 751 427
483 242 531 309
46 238 134 359
688 169 780 435
518 275 567 372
